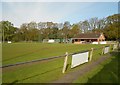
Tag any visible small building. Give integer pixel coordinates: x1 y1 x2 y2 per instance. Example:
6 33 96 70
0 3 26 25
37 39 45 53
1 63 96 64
43 39 72 43
43 39 60 43
71 33 105 44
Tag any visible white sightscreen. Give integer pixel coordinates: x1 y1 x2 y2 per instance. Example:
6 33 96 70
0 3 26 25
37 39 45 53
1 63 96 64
71 51 89 68
113 44 117 49
104 47 109 54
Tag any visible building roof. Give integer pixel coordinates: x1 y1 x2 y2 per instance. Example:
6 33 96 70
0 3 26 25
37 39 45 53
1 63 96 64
73 33 103 39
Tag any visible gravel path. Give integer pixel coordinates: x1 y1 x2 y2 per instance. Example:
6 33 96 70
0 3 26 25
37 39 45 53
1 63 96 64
52 54 111 83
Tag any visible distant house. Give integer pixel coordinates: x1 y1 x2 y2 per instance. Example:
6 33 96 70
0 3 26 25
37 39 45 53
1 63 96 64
71 33 105 44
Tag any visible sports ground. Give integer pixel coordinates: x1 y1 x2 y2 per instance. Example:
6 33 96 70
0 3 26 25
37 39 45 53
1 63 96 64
1 43 119 83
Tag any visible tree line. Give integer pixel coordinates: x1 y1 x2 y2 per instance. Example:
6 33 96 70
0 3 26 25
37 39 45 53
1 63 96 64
0 14 119 42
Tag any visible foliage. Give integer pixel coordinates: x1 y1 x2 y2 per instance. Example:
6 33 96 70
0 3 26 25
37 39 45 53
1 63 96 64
0 14 119 42
69 24 81 37
0 21 17 42
103 14 120 40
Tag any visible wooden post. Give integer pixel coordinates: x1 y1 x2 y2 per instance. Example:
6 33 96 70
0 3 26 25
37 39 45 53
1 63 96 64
62 52 68 73
118 43 120 50
113 44 115 51
113 44 116 51
109 44 111 52
112 44 114 51
102 46 105 55
117 42 119 50
89 48 93 61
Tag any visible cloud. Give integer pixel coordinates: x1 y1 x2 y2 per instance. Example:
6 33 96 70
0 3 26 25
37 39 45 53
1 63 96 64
2 2 86 27
2 2 118 27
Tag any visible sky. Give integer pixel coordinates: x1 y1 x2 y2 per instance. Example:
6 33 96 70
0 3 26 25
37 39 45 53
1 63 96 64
1 1 119 27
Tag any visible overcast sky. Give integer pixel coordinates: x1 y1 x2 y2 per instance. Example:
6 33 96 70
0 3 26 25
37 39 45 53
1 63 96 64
1 1 119 27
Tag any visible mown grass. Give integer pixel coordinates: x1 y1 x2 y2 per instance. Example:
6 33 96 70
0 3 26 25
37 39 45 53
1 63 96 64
3 57 64 83
73 55 113 83
86 51 119 83
2 43 107 65
73 50 119 83
2 43 108 83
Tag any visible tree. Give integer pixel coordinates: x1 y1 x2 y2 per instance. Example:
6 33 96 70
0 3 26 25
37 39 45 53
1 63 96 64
27 22 39 41
69 24 81 37
47 22 53 28
62 21 71 43
19 23 39 42
103 24 118 40
88 17 99 30
28 29 39 41
78 20 91 33
19 23 28 41
97 18 107 29
1 14 119 42
28 21 37 29
103 14 120 40
49 27 59 39
1 21 17 42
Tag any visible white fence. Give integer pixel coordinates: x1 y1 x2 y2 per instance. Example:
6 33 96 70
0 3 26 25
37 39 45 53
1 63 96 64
71 51 89 68
113 44 118 50
92 42 98 44
104 47 110 54
100 41 107 44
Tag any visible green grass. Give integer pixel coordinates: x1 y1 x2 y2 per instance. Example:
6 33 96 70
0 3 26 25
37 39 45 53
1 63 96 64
2 43 107 65
3 57 64 83
73 51 119 83
2 43 108 83
73 55 113 83
86 51 119 83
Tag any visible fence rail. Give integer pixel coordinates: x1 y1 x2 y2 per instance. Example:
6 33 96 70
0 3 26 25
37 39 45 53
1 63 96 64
1 55 65 68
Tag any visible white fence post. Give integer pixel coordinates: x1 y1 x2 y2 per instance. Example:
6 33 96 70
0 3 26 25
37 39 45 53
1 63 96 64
89 48 93 61
62 52 68 73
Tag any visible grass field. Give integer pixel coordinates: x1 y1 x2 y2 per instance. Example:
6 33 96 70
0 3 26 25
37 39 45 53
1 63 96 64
73 50 119 84
2 43 110 83
2 43 107 65
86 51 119 83
73 54 118 83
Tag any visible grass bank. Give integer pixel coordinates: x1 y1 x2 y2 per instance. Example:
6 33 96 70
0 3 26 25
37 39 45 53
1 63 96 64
73 50 119 83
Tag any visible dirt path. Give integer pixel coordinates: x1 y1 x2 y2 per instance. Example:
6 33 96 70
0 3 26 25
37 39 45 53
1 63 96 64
52 54 111 83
